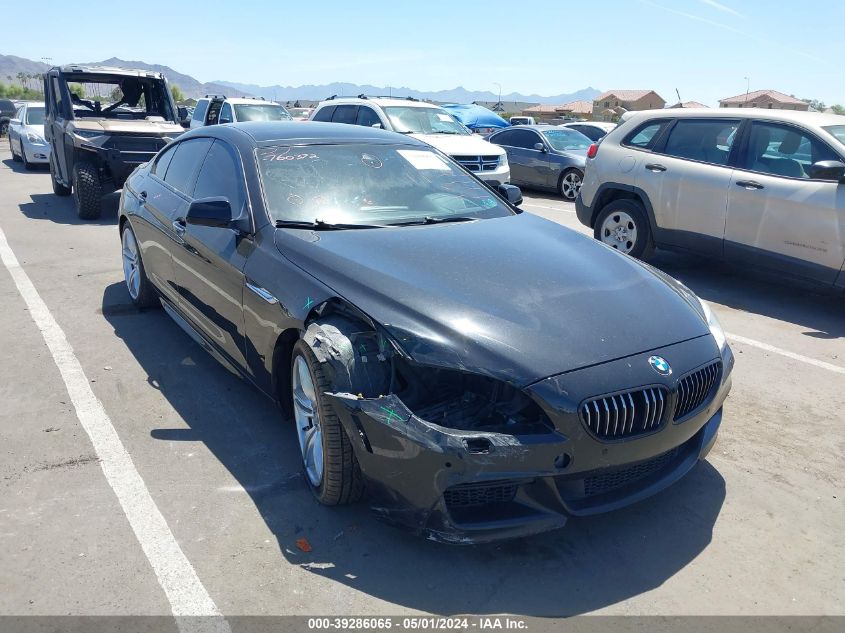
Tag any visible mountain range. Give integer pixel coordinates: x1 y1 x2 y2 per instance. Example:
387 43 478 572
0 53 600 105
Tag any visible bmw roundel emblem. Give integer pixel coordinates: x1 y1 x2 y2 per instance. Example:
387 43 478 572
648 356 672 376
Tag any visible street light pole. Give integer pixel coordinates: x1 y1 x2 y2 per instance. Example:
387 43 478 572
744 77 750 103
493 82 502 111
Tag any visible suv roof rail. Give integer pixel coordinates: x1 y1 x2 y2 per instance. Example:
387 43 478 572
204 94 227 100
324 94 419 102
243 95 266 101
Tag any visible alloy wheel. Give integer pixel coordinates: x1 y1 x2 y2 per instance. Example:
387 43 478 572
121 227 141 300
600 210 638 254
292 354 324 487
561 170 583 200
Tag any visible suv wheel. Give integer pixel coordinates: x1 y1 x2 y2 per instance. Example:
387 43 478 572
594 199 653 259
559 168 583 201
72 161 103 219
50 157 71 196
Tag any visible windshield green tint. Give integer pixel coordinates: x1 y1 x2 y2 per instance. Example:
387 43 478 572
257 143 512 225
542 129 592 151
383 106 468 135
234 104 292 121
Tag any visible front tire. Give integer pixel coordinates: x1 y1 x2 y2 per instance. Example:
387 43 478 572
10 136 21 162
121 223 158 309
291 339 364 506
21 144 33 171
559 168 583 201
594 198 653 259
72 160 103 219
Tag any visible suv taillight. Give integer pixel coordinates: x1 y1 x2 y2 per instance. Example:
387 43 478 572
587 143 598 159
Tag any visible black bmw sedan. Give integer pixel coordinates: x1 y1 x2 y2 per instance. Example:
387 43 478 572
118 122 733 543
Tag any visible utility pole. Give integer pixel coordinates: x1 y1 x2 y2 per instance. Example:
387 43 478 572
493 82 502 111
744 77 750 103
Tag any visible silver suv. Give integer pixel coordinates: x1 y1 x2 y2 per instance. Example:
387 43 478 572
577 109 845 290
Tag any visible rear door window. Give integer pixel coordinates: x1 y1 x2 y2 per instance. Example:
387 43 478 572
331 105 358 124
163 138 213 195
623 121 667 149
311 105 335 122
662 119 740 166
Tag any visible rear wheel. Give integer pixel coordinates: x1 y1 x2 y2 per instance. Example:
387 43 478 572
559 168 583 201
291 339 364 505
594 198 653 259
121 223 158 308
50 158 71 196
72 160 103 219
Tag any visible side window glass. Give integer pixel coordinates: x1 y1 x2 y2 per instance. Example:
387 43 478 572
625 121 664 149
312 106 335 122
510 130 540 149
331 105 358 124
491 130 514 146
51 77 64 118
192 100 209 122
192 140 246 213
744 123 839 180
163 138 213 194
219 103 233 124
356 107 381 128
152 144 177 177
662 119 739 166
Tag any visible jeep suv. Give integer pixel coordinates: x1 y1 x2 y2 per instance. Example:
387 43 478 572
190 95 291 128
310 96 510 184
43 65 185 219
576 109 845 290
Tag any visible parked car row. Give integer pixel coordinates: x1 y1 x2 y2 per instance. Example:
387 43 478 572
576 108 845 291
6 101 50 170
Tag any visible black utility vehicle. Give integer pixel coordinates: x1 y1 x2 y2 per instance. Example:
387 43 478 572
43 65 186 219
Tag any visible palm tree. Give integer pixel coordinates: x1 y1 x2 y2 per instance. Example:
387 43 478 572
17 72 26 88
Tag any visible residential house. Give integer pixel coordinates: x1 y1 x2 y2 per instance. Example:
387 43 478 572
669 101 709 109
718 90 809 111
520 100 593 123
592 90 666 121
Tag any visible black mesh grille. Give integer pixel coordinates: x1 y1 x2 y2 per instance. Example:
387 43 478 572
580 387 668 440
674 361 722 421
444 480 519 508
584 448 679 497
103 136 168 153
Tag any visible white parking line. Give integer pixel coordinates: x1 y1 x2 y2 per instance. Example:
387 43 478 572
0 226 229 633
727 332 845 376
522 202 575 213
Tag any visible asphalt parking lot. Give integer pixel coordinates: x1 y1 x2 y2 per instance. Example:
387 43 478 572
1 147 843 619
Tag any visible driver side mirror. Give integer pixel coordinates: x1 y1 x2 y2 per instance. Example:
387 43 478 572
807 160 845 183
533 142 547 153
9 118 21 125
497 183 523 206
186 197 233 228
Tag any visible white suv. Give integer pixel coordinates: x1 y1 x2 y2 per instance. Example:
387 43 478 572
190 95 291 128
310 96 510 184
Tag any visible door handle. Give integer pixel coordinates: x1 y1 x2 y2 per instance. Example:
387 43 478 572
735 180 764 190
172 219 186 236
645 163 667 172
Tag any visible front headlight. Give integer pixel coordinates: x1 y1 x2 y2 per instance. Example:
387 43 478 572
699 298 727 352
26 133 45 144
499 153 508 168
73 129 103 139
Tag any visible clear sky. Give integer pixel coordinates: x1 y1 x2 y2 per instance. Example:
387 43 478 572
5 0 844 107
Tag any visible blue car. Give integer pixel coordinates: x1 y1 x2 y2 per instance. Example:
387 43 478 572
488 125 592 200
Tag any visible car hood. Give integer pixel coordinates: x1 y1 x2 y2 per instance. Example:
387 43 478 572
274 213 709 386
411 132 505 157
24 124 45 138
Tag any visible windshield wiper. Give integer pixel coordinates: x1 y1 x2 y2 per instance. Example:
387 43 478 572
388 216 477 227
428 130 463 135
275 219 388 230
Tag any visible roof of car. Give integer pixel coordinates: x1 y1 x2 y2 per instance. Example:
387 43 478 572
622 107 845 128
317 97 437 109
180 121 430 146
221 97 285 106
55 64 164 78
563 121 616 130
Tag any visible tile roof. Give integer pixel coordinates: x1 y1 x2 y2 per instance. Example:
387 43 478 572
719 90 807 105
559 100 593 114
669 101 709 109
594 90 657 102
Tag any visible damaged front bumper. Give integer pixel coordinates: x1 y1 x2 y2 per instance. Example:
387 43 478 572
326 336 733 544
